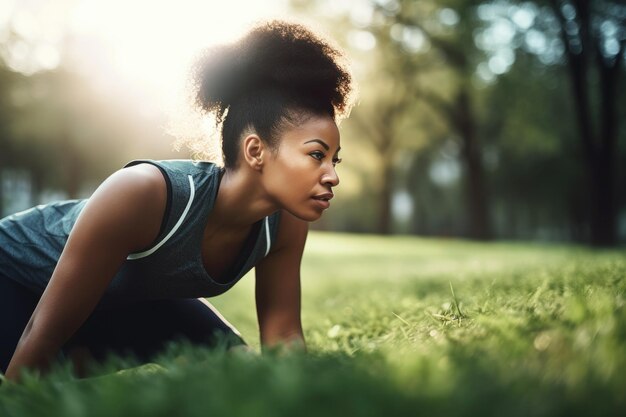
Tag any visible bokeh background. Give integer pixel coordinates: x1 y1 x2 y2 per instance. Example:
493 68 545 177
0 0 624 246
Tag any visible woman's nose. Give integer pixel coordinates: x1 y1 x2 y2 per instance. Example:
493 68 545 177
322 166 340 187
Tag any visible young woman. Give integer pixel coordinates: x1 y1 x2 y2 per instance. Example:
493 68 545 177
1 20 354 381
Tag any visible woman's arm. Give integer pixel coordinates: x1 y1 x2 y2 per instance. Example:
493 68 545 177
5 164 167 381
254 211 308 352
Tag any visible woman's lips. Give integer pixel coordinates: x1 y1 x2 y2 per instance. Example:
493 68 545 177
312 192 333 209
312 197 331 209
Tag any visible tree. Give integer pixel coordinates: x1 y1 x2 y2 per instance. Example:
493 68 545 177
483 50 585 241
549 0 625 246
346 25 437 234
384 0 493 239
508 0 626 246
0 66 19 215
292 0 493 238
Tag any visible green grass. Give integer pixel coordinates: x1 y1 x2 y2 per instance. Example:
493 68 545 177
2 232 625 416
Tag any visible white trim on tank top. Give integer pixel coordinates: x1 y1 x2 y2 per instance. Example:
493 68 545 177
264 217 271 257
127 175 196 260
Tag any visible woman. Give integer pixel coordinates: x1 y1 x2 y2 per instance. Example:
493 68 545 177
1 20 354 381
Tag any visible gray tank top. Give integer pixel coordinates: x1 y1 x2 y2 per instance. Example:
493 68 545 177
0 159 281 307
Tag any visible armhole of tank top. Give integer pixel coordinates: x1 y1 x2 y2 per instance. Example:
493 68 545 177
127 174 195 260
122 161 173 258
265 211 282 257
264 217 271 257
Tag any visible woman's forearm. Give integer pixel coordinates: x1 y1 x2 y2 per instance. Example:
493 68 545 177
5 320 61 381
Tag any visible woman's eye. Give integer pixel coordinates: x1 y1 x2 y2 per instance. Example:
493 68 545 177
310 151 325 161
332 157 342 167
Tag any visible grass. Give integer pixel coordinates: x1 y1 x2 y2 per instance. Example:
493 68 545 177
1 232 625 416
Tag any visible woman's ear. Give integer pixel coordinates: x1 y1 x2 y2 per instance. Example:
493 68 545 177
242 134 265 171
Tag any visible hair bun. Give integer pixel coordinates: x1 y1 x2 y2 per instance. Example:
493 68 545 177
193 20 353 122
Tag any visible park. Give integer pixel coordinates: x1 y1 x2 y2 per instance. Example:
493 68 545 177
1 0 625 415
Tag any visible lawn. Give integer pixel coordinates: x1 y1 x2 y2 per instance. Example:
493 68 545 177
1 232 625 416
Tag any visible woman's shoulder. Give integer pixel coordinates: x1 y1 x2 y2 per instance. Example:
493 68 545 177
104 163 168 208
124 159 222 193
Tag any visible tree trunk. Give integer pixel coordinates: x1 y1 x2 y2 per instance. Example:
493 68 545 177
551 0 622 246
30 168 44 207
377 151 394 234
62 120 82 200
589 20 621 247
588 152 617 246
66 154 82 199
455 89 491 240
0 168 4 218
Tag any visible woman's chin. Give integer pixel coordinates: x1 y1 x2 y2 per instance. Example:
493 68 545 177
287 209 325 223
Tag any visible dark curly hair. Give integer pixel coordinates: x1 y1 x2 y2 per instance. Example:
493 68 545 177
192 20 354 169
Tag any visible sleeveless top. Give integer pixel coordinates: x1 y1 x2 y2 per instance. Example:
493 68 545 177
0 159 281 308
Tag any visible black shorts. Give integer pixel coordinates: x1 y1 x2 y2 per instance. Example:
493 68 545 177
0 274 245 374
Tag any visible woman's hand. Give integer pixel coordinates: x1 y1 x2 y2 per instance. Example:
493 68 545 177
5 164 167 381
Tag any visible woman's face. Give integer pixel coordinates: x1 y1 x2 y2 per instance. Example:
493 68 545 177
263 114 341 222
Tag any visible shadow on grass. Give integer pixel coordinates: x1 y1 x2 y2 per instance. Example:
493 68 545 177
1 340 624 417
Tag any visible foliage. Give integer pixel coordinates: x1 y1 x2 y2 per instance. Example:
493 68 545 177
0 57 185 215
1 0 625 241
293 0 626 244
486 0 626 245
294 0 498 237
2 232 625 416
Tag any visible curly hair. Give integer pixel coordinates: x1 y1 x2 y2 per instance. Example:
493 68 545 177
191 20 354 168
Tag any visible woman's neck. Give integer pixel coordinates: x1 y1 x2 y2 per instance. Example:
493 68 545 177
207 166 278 233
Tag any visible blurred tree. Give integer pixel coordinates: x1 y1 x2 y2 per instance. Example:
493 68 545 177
290 0 626 243
7 67 180 200
345 27 438 234
0 64 180 212
0 66 17 214
508 0 626 246
385 0 493 239
0 0 187 215
548 0 624 246
8 70 103 200
292 0 492 238
484 49 584 241
291 0 431 234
